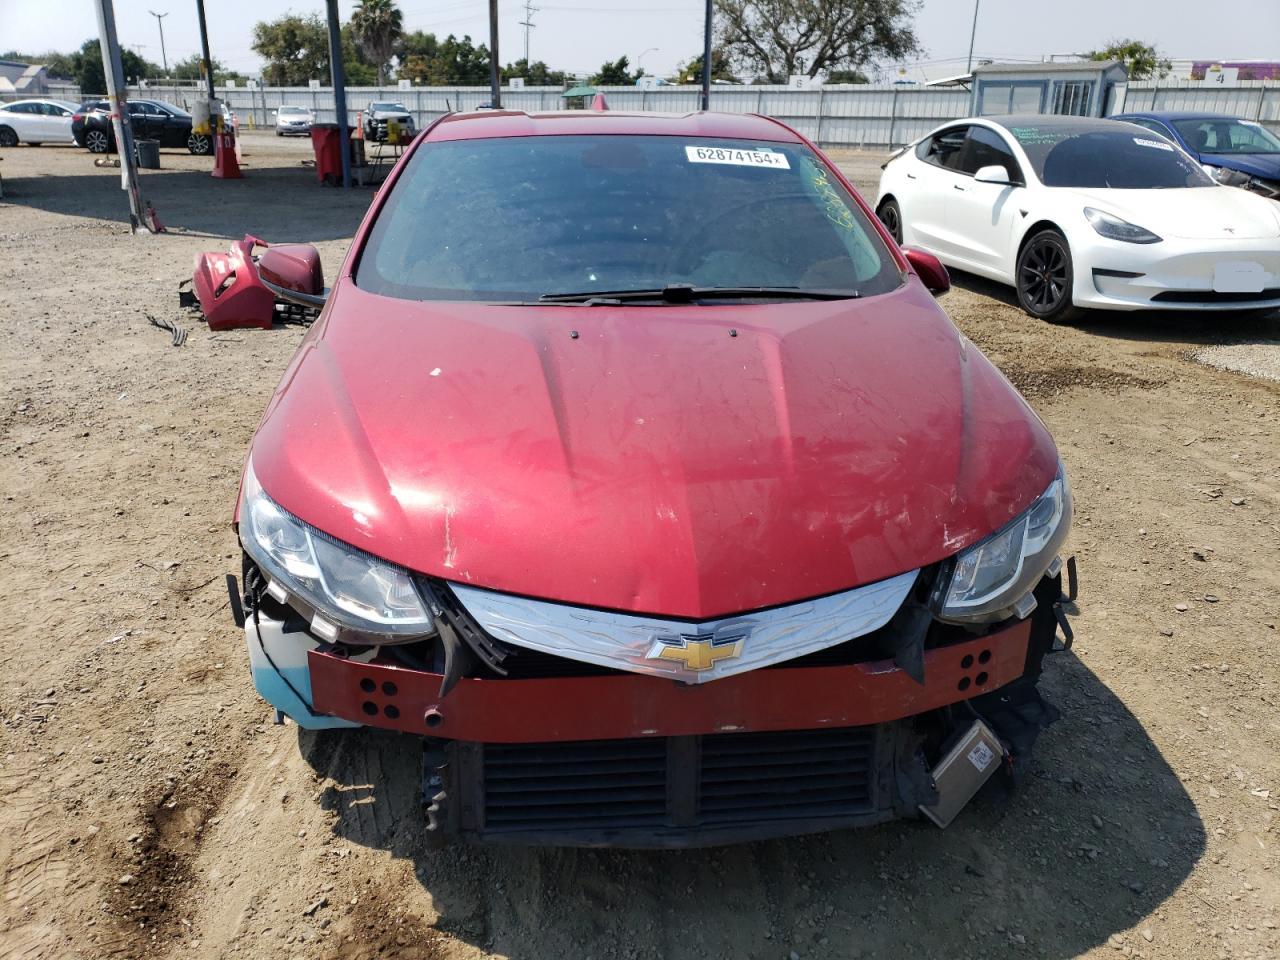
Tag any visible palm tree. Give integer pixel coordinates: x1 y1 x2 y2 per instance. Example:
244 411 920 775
351 0 404 86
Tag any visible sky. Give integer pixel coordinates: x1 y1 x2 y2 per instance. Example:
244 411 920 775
2 0 1278 83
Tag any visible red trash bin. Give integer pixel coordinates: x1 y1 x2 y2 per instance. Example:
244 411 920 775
310 124 342 185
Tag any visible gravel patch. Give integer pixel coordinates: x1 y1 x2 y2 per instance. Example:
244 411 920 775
1194 340 1280 383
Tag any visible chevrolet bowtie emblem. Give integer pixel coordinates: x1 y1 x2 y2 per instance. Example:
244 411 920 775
648 629 746 671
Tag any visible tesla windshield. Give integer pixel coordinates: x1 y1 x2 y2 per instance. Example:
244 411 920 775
1173 117 1280 155
1009 124 1215 189
356 135 900 302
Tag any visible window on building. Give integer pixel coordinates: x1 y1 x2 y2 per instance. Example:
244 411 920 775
1052 81 1092 116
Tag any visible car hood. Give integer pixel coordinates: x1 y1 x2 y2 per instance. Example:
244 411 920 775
1073 186 1280 240
1200 152 1280 182
250 280 1059 619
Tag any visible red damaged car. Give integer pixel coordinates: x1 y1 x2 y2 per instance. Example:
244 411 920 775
232 110 1076 847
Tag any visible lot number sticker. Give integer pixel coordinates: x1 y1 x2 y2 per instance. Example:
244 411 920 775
967 741 995 772
1133 137 1174 151
685 145 790 169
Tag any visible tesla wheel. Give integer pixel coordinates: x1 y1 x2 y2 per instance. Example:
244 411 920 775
188 133 212 156
1016 229 1083 324
85 128 111 153
0 126 18 147
877 198 903 244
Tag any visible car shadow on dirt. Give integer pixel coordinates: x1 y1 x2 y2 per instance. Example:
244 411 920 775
945 269 1280 347
297 652 1205 958
0 164 372 242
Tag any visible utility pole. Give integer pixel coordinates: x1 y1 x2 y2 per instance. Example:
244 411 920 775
488 0 502 107
195 0 215 101
148 10 169 75
966 0 980 74
518 0 537 67
700 0 712 110
92 0 147 232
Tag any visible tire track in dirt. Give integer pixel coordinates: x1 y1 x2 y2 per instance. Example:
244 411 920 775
0 755 68 960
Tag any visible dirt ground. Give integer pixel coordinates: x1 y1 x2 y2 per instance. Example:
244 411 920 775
1 134 1278 960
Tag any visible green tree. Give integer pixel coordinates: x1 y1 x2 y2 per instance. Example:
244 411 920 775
340 24 379 85
502 58 568 86
673 48 736 84
170 53 246 85
590 56 639 86
398 33 490 85
715 0 920 82
252 14 330 86
1087 39 1171 80
62 38 157 94
825 68 869 83
350 0 404 86
251 14 378 86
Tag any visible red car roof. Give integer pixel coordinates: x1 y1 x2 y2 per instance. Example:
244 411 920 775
428 110 804 143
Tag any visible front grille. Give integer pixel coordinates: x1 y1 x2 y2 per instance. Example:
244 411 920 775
483 738 668 832
475 726 878 837
1151 288 1280 304
699 727 876 823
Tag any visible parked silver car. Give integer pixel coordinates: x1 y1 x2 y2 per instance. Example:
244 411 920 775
362 101 415 142
0 99 78 146
274 105 315 136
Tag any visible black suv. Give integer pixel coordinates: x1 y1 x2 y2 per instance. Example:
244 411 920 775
72 99 213 155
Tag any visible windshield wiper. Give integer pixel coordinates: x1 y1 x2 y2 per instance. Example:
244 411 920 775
537 283 860 304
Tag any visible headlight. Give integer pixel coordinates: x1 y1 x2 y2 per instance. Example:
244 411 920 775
238 461 435 642
1084 207 1162 244
935 468 1072 623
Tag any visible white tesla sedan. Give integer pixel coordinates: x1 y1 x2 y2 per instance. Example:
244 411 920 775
0 99 78 147
876 115 1280 322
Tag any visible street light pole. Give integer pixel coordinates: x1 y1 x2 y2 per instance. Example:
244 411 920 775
92 0 147 232
195 0 215 101
966 0 980 74
148 10 169 76
489 0 502 107
700 0 712 110
324 0 351 189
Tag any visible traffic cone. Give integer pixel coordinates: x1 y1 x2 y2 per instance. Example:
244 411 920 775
212 116 243 179
353 111 364 140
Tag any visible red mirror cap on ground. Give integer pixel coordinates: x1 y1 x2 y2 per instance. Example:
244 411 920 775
259 244 324 296
902 246 950 296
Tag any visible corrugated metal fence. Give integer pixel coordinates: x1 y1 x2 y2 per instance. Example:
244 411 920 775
53 78 1278 148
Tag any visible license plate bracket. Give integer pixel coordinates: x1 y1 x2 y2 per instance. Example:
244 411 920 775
1213 261 1266 294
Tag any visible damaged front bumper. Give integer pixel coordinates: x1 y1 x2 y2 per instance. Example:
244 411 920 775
234 560 1076 847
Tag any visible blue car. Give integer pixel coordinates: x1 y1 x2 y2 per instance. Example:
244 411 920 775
1111 111 1280 201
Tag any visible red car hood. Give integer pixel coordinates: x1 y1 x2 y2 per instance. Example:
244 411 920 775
251 280 1058 619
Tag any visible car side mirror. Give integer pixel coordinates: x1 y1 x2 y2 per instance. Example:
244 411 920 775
259 244 326 306
902 246 950 296
974 164 1013 185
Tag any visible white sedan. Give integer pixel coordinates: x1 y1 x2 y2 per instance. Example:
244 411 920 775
876 115 1280 322
0 99 78 147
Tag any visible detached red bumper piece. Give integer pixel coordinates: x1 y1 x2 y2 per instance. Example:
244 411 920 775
190 235 323 330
